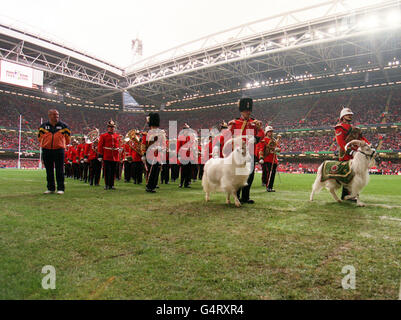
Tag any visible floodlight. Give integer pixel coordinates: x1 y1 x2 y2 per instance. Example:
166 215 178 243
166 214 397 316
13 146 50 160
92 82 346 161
385 11 401 26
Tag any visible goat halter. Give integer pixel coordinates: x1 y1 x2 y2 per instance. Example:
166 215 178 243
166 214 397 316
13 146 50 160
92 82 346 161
358 148 376 159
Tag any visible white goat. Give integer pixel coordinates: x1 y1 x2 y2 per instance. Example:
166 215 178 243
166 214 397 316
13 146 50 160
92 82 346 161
310 140 376 207
202 137 252 207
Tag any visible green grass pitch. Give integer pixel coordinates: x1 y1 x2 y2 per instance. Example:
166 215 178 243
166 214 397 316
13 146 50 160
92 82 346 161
0 169 400 299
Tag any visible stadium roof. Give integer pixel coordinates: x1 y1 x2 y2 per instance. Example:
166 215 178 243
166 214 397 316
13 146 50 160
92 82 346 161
1 0 401 109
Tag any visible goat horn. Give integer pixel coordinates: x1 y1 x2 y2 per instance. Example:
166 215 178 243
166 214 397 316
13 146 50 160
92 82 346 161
345 139 364 150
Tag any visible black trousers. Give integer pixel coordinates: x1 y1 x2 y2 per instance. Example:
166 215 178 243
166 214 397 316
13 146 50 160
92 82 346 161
180 163 192 187
237 158 256 201
73 163 80 179
146 161 160 190
83 161 90 182
42 148 65 191
115 162 122 180
79 162 84 180
64 163 72 178
263 162 277 189
171 164 180 181
341 187 351 200
89 159 101 185
198 164 204 180
161 163 170 184
131 161 143 184
104 160 117 187
261 162 267 185
192 164 198 180
124 161 132 182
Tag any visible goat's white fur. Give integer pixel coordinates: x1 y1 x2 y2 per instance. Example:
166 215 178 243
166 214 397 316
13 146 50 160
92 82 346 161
202 136 252 207
310 140 376 207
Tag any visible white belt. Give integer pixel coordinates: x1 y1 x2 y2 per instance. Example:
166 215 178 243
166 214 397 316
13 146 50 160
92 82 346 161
104 147 119 150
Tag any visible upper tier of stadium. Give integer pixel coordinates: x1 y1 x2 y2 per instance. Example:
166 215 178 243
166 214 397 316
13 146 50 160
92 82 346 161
1 0 401 110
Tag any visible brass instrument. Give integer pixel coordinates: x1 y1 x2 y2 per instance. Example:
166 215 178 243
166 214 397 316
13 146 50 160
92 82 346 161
261 134 282 158
84 128 100 144
345 126 363 144
124 129 142 156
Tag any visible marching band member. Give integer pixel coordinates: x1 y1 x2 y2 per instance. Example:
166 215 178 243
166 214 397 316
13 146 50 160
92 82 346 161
160 137 170 184
169 139 180 182
177 123 194 188
335 107 370 200
98 119 120 190
141 113 163 193
257 126 281 192
70 139 80 180
131 130 144 184
228 97 264 204
88 139 101 186
123 139 132 183
82 138 91 183
77 137 85 181
212 121 231 158
64 144 71 178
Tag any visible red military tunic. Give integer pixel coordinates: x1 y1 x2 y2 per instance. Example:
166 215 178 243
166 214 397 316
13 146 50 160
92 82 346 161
131 146 142 162
98 132 121 162
122 143 132 161
212 129 232 158
70 146 79 164
257 137 281 164
177 134 196 163
66 147 73 163
83 143 91 162
64 146 69 164
77 143 84 162
228 117 264 155
88 144 98 161
141 132 160 163
335 122 369 161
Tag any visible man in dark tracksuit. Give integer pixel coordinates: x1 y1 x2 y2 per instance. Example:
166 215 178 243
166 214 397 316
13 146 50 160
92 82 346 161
38 109 71 194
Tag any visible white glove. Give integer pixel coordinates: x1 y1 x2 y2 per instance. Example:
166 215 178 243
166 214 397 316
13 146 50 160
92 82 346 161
274 147 280 153
259 159 264 164
97 157 102 162
141 156 146 162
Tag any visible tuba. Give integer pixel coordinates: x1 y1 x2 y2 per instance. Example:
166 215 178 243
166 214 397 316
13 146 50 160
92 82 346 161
124 129 142 155
263 134 282 157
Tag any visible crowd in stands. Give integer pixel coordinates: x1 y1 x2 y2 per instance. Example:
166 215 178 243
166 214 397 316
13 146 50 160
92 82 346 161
0 159 39 169
0 131 39 150
279 135 335 153
277 160 401 175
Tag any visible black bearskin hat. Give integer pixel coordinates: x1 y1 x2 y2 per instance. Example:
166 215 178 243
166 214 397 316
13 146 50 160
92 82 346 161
239 97 253 112
147 112 160 127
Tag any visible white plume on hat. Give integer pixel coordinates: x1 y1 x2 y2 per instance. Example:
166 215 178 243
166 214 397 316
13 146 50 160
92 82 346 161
264 125 273 134
340 107 353 119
